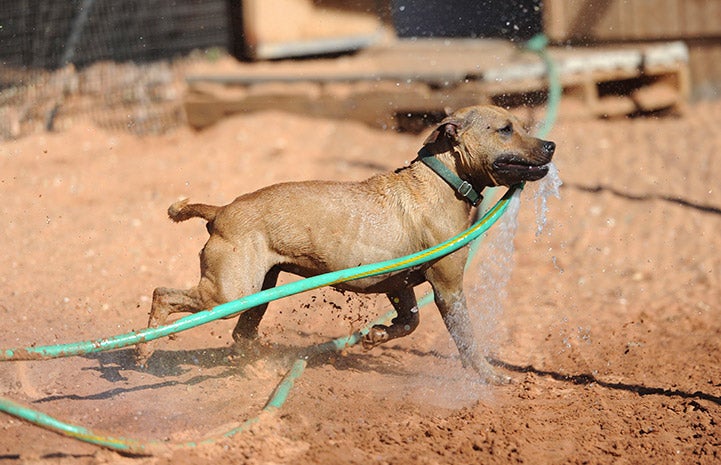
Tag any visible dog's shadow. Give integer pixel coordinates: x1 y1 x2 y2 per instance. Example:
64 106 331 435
83 345 237 380
33 342 721 410
34 347 241 403
33 336 437 404
490 358 721 407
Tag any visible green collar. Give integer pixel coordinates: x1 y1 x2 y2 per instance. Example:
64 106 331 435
417 146 482 206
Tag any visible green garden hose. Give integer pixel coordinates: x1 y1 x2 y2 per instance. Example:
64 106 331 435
0 309 392 455
525 33 561 139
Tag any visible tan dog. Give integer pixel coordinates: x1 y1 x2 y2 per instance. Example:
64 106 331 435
136 105 555 383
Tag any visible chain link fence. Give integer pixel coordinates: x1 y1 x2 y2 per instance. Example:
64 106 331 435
0 0 229 140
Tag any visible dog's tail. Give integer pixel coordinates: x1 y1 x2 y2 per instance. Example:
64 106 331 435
167 198 219 223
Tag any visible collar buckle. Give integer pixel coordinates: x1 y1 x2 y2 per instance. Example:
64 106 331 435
456 181 481 206
417 148 482 207
457 181 473 197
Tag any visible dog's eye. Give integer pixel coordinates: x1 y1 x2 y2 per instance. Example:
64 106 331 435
497 124 513 136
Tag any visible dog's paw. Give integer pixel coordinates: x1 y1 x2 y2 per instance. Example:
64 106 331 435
461 354 512 385
229 338 263 363
134 344 153 369
478 369 512 385
361 325 390 350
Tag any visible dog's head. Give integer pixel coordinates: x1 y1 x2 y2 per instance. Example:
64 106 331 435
422 105 555 187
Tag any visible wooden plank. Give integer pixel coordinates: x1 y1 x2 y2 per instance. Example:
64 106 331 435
237 0 387 60
641 2 667 39
632 82 680 112
683 0 721 37
542 0 567 41
595 95 637 117
543 0 721 42
687 40 721 99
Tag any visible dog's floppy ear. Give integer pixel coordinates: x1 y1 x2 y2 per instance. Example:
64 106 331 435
422 117 461 145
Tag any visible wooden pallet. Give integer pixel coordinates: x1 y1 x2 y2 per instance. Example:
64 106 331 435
184 39 690 131
484 41 691 118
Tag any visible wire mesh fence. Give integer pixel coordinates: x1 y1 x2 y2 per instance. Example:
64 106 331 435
0 0 229 140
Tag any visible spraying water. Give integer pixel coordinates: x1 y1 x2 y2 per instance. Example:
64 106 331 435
405 190 522 407
466 189 522 360
533 162 563 237
410 167 562 405
465 164 562 380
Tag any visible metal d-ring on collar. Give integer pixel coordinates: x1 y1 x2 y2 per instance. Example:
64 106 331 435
417 146 482 207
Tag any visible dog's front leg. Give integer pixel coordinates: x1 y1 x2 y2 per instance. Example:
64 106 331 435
427 263 511 384
434 287 510 384
362 288 419 349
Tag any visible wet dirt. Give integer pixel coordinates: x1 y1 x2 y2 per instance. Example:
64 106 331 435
1 98 721 464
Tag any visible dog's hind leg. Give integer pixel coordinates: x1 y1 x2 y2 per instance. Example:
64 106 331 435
362 287 419 349
135 285 206 366
231 266 281 342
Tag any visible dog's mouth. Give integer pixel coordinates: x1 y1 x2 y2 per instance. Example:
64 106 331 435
492 155 550 182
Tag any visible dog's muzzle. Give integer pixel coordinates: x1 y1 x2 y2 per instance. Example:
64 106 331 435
492 139 556 183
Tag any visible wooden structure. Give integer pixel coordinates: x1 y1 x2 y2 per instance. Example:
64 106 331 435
543 0 721 99
184 39 690 131
230 0 389 60
544 0 721 42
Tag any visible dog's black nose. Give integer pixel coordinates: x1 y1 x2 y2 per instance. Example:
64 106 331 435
543 140 556 155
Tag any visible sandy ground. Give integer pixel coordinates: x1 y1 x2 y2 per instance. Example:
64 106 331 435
1 96 721 464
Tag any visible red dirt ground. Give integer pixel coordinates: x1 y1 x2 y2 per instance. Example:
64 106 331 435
1 97 721 464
